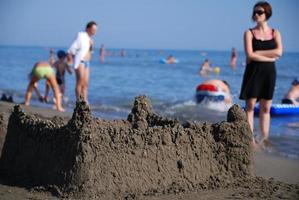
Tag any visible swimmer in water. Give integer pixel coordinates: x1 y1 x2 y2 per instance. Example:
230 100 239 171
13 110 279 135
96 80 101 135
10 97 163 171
281 78 299 105
195 79 232 104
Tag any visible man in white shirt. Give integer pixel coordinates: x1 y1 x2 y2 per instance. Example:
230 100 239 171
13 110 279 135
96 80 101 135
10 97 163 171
67 21 97 103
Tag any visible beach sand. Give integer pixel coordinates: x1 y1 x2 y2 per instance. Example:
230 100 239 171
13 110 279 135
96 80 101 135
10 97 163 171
0 100 298 199
254 151 299 184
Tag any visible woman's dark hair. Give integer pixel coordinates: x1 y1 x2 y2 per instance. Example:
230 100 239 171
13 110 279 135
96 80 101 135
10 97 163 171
252 1 272 21
86 21 97 29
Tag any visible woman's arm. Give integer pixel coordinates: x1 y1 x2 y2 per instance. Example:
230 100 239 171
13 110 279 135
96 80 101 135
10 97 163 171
244 31 276 62
255 30 283 58
32 83 44 101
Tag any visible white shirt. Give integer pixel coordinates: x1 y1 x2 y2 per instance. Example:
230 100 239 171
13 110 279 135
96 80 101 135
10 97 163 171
67 31 91 69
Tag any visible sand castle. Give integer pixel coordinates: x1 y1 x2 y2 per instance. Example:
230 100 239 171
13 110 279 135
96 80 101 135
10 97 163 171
0 96 297 199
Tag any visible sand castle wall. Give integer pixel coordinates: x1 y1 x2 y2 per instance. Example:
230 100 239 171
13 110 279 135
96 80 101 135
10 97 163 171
0 113 6 157
0 96 253 198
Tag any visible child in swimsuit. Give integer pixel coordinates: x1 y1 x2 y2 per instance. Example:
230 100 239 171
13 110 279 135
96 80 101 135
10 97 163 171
25 62 65 112
47 50 72 101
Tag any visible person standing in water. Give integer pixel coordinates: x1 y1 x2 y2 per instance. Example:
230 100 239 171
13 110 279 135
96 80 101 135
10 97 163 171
120 49 126 57
199 59 213 76
99 44 105 63
239 1 283 148
67 21 97 103
230 47 238 69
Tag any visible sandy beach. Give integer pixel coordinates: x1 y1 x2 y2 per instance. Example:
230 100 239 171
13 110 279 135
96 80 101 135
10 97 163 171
0 100 298 199
1 0 298 198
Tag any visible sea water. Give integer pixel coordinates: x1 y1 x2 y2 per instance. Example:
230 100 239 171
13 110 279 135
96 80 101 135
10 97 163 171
0 45 299 159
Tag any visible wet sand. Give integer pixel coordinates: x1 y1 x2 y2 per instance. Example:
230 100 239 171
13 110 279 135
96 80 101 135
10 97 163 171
0 100 298 199
254 151 299 184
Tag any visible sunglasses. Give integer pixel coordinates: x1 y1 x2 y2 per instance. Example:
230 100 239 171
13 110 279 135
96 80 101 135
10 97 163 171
254 10 265 16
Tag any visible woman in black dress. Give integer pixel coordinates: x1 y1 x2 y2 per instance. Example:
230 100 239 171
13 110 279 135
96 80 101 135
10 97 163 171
240 1 283 148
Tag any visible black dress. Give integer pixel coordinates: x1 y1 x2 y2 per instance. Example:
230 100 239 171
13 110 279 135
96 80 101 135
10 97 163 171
239 29 277 101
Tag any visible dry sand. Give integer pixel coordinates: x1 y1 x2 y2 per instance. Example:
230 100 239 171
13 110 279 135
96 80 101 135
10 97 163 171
0 99 298 199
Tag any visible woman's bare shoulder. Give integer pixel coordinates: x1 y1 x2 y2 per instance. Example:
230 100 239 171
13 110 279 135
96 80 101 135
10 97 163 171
244 29 253 36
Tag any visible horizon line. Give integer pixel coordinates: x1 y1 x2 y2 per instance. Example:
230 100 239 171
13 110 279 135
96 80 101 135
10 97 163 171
0 44 299 54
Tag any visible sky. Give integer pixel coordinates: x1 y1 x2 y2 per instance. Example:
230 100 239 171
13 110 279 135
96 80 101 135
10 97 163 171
0 0 298 52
